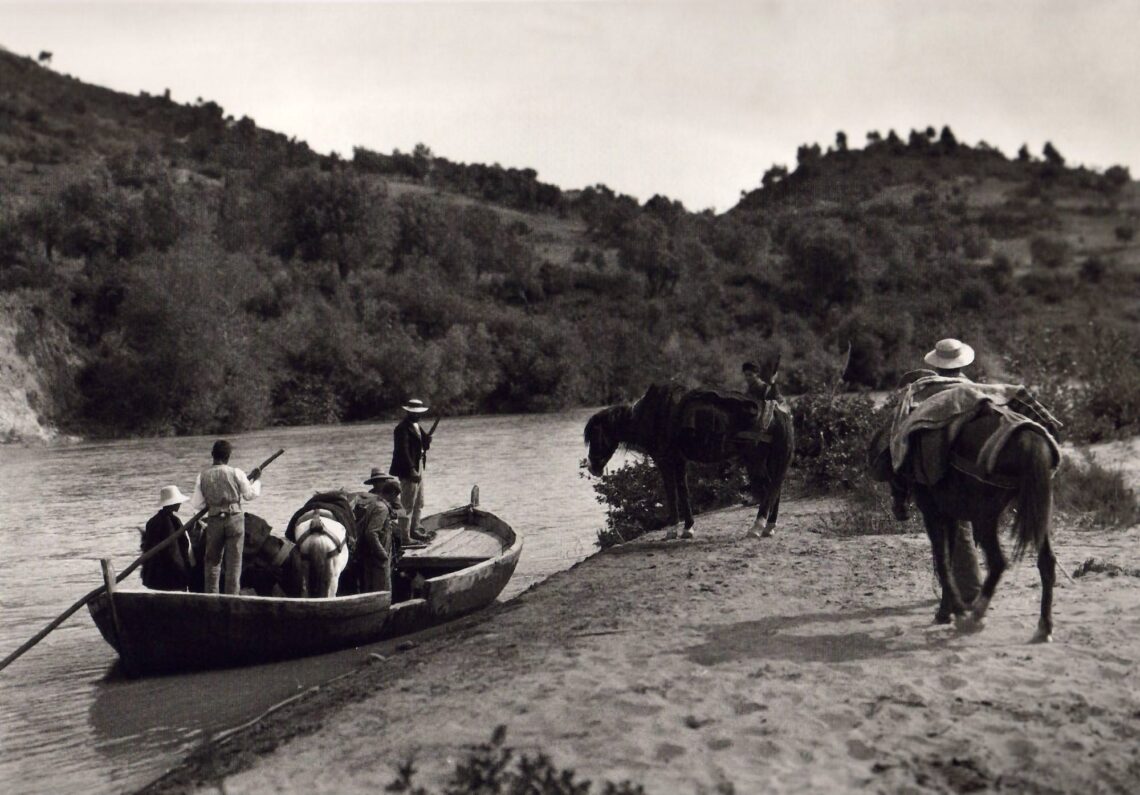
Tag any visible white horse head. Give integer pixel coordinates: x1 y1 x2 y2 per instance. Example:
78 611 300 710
293 512 350 598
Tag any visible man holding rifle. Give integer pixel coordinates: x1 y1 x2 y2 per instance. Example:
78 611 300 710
189 439 263 595
389 399 437 545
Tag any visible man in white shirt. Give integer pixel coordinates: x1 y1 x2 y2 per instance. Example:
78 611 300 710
189 439 262 595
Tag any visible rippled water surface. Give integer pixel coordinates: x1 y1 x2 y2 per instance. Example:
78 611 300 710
0 410 620 794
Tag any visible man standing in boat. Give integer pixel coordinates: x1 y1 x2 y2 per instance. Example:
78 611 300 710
389 399 433 544
349 469 403 593
189 439 263 595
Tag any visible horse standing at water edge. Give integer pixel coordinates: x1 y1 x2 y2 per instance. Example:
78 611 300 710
869 411 1059 643
585 381 794 540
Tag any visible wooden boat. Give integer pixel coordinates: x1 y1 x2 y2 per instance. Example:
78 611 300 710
88 494 522 676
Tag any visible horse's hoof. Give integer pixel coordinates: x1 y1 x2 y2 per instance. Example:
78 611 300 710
744 529 762 540
680 526 695 539
1030 631 1053 644
933 611 953 625
760 522 776 538
665 526 679 540
954 613 985 634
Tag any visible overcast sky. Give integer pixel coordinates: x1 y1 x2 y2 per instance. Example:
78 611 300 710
2 1 1137 211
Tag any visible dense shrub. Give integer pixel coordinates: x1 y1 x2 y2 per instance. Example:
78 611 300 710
587 457 748 549
792 392 885 491
1028 234 1071 270
1054 450 1140 530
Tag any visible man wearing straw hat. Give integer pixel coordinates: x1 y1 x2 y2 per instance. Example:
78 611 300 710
389 399 433 545
141 485 196 591
894 338 983 605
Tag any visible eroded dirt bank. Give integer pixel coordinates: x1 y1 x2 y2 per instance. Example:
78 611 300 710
145 499 1140 794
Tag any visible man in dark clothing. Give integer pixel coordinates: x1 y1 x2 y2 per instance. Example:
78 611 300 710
141 485 196 591
389 399 433 544
893 338 983 607
352 469 403 593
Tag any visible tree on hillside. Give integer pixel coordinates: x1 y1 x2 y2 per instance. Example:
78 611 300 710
38 51 52 66
939 126 958 152
618 215 679 298
835 131 848 152
1043 141 1065 167
1017 144 1031 162
761 164 789 190
274 167 391 278
782 226 863 313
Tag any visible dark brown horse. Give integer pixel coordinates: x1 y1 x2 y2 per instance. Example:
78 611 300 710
584 381 794 540
869 411 1059 642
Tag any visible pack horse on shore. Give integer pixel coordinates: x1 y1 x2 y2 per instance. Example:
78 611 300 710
584 379 793 540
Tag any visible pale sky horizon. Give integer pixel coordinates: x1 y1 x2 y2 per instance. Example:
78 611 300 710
2 1 1138 212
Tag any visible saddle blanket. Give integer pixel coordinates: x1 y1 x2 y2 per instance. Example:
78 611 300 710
677 388 787 458
890 377 1061 480
285 491 358 550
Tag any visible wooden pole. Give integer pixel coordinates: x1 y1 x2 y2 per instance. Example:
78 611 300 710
0 448 284 673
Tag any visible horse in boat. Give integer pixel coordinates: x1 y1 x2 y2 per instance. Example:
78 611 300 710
237 515 306 597
286 493 357 598
868 407 1061 643
584 374 794 540
140 513 305 596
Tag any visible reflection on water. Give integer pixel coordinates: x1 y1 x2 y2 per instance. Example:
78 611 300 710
0 409 620 795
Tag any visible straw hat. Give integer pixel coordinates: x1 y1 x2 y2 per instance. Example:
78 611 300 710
157 485 188 508
401 398 430 413
924 338 974 370
363 468 400 490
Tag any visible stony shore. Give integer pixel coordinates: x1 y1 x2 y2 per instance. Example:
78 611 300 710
141 493 1140 795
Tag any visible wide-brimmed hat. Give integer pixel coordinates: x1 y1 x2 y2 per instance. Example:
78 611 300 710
401 398 429 413
363 468 401 489
157 485 189 508
924 338 974 370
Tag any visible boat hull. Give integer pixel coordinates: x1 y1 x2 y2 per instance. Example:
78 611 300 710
89 589 392 676
88 504 521 676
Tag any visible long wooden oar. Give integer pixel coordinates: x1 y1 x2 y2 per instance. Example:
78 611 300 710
0 448 284 673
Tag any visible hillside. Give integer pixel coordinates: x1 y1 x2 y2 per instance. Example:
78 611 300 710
1 50 1138 442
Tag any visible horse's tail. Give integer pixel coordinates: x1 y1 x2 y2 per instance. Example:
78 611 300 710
299 517 332 597
1011 430 1053 560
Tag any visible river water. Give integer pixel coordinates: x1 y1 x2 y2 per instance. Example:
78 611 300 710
0 409 623 794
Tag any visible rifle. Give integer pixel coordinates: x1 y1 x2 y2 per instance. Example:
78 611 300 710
422 415 442 468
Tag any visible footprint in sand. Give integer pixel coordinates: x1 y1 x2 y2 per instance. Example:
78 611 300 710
939 674 968 690
655 742 686 763
847 738 876 761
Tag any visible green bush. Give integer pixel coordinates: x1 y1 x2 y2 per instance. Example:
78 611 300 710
387 725 645 795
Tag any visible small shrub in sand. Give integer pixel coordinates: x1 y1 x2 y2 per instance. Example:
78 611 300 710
387 724 645 794
585 457 748 549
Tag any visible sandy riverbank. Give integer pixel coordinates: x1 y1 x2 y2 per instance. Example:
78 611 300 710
140 492 1140 795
